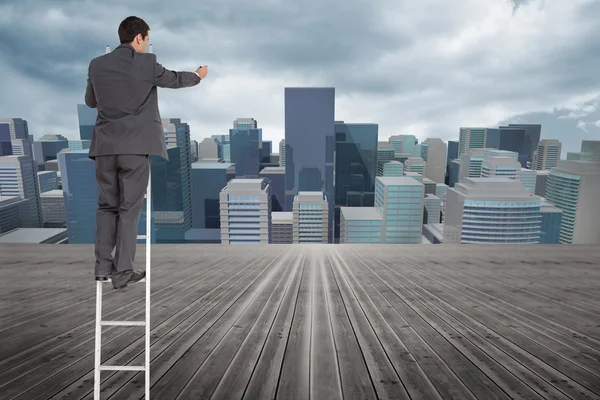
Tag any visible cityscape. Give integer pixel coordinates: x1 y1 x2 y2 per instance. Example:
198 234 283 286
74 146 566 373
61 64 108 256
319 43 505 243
1 95 599 245
1 1 600 399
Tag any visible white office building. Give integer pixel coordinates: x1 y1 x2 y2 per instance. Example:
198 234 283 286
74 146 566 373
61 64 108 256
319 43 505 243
423 138 447 183
533 139 562 170
292 191 329 243
443 178 542 244
219 178 271 244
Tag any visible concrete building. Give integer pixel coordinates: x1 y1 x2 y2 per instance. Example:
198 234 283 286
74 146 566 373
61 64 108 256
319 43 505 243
233 118 258 130
259 167 285 212
40 189 66 228
423 138 447 183
198 137 219 161
566 152 593 161
389 134 417 156
535 170 550 197
403 157 427 175
0 118 34 159
0 195 26 234
448 159 460 187
292 191 329 243
68 140 91 151
375 176 424 244
443 178 542 244
219 178 271 244
32 135 69 165
190 139 199 162
383 160 403 176
435 183 448 201
459 148 487 181
481 156 521 179
422 177 437 195
339 207 382 244
489 124 541 168
533 139 562 170
0 155 41 228
424 194 441 224
404 171 422 183
545 160 600 244
520 168 537 193
377 143 395 176
279 139 285 168
581 140 600 162
458 127 496 157
271 212 293 244
37 170 59 193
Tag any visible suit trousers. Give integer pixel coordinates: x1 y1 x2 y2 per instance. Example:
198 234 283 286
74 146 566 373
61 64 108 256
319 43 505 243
94 154 150 277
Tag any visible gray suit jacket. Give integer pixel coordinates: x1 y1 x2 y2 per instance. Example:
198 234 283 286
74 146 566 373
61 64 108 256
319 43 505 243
85 43 201 161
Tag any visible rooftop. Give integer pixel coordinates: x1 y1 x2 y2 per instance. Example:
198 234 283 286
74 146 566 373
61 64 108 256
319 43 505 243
192 162 234 169
340 206 382 220
377 176 423 186
0 244 599 399
0 228 67 243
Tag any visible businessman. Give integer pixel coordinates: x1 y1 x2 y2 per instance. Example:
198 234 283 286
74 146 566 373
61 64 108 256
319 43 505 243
85 16 208 289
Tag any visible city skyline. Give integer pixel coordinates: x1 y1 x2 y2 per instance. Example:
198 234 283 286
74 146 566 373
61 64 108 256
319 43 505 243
0 1 599 154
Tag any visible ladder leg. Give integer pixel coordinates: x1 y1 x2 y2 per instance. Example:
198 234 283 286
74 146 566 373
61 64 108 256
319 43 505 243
94 281 103 399
145 168 151 399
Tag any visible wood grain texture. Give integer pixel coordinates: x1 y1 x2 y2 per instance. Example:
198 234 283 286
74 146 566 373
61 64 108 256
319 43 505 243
0 243 598 400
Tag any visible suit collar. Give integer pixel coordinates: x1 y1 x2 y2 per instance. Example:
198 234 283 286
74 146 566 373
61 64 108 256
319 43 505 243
116 43 135 51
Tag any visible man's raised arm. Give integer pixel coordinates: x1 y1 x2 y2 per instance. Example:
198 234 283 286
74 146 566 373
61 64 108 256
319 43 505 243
152 54 203 89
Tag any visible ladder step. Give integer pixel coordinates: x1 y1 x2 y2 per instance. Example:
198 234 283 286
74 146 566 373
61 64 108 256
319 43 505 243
101 320 146 326
137 235 146 240
100 365 145 371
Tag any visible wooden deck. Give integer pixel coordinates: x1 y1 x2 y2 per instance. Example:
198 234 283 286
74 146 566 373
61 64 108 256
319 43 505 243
0 244 599 400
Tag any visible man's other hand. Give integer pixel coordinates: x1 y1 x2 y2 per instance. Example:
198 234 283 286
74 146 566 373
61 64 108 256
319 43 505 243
196 65 208 79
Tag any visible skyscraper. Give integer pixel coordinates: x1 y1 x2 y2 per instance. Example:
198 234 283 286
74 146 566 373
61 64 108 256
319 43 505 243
545 160 600 244
489 124 541 168
219 178 271 244
233 118 258 130
539 198 562 244
383 161 404 177
0 155 41 228
334 122 378 242
535 170 550 197
0 196 26 234
229 128 261 177
458 128 494 157
404 157 427 175
339 207 382 244
444 178 542 244
58 150 97 243
423 138 447 183
77 104 97 141
271 212 293 244
0 118 34 159
279 139 285 168
375 176 424 244
162 118 193 236
447 140 459 165
0 122 11 156
191 162 235 230
198 137 219 160
581 140 600 162
37 171 59 193
32 134 69 164
377 142 395 176
40 190 66 228
533 139 562 170
284 87 335 242
259 167 285 212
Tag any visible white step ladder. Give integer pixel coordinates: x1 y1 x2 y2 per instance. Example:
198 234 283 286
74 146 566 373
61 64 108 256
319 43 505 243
93 170 152 399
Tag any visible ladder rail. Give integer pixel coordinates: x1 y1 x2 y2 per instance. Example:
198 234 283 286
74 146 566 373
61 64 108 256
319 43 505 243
94 168 151 400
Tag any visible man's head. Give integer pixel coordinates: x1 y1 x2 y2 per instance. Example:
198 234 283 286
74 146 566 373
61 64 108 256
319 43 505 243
118 16 150 53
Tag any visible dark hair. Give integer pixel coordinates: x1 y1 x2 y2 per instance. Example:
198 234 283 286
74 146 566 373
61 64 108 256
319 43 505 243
118 16 150 44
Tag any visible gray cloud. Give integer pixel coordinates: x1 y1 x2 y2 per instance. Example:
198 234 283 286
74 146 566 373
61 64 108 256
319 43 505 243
0 0 598 154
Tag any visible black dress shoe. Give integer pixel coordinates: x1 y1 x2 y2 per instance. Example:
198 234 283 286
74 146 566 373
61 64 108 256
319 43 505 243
95 275 112 282
112 270 146 289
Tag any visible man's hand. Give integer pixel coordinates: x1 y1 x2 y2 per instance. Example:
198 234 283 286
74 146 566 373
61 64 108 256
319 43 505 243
196 65 208 79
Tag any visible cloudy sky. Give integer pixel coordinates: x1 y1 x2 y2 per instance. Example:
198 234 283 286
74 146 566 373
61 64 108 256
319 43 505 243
0 0 599 155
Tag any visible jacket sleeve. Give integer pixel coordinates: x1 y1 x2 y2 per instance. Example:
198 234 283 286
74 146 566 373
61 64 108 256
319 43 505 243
85 64 97 108
151 54 201 89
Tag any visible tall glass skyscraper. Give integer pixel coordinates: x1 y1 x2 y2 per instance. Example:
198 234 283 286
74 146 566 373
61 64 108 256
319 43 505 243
0 155 41 228
32 135 69 164
77 104 97 141
58 151 97 243
488 124 541 168
284 87 335 242
229 128 260 177
259 167 285 212
334 122 377 242
191 162 236 229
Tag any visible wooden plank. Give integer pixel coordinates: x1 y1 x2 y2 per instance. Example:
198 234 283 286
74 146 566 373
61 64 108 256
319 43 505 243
345 248 514 400
174 249 300 399
275 247 312 400
327 248 410 400
106 250 289 400
210 249 305 399
7 255 264 400
338 249 478 400
321 248 377 400
331 248 443 400
378 251 600 399
309 247 343 400
56 252 275 400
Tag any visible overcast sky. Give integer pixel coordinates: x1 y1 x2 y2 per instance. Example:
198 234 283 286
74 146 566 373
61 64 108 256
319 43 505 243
0 0 599 155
